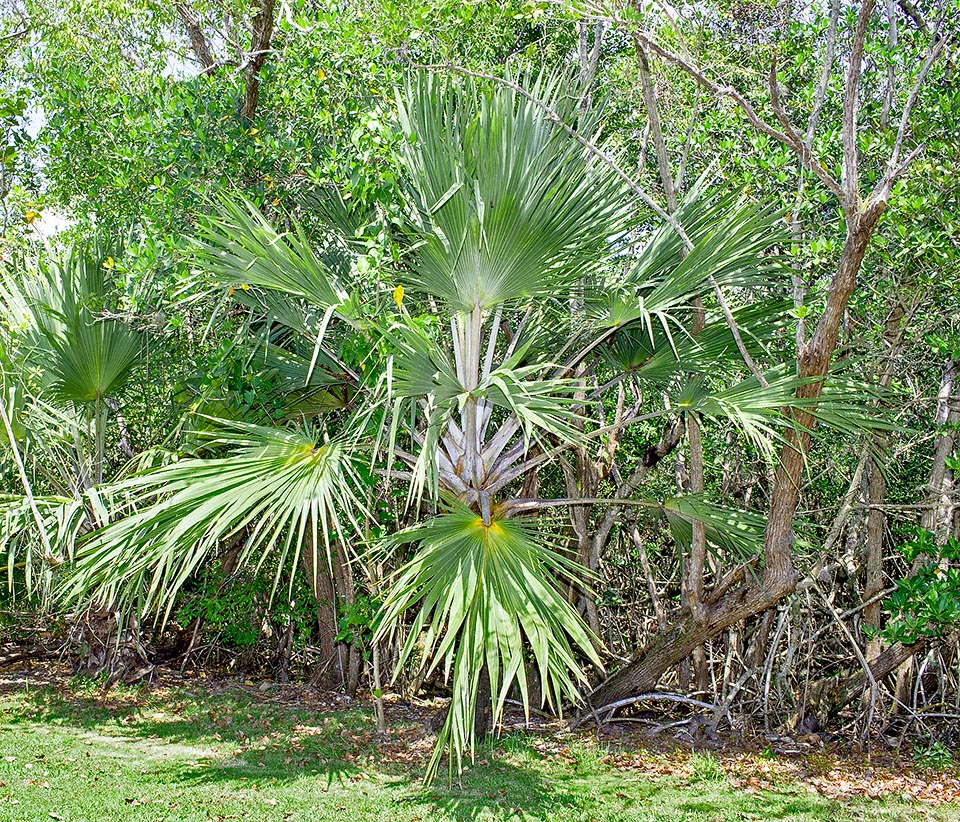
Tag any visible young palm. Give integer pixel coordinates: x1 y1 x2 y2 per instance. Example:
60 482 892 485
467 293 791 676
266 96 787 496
0 243 140 598
64 74 812 778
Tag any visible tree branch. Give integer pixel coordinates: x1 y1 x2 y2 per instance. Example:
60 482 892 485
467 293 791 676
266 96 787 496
805 0 841 147
606 23 844 201
840 0 877 207
240 0 276 121
174 1 216 70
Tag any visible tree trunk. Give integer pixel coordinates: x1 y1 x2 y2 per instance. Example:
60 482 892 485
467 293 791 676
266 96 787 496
863 456 886 662
301 533 354 691
474 665 491 743
922 360 959 541
240 0 275 121
589 210 884 709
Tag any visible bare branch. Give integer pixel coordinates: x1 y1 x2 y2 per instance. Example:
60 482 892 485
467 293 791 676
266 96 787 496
840 0 877 205
708 275 769 387
615 26 844 201
577 18 607 111
635 41 677 212
881 0 898 129
883 32 949 180
805 0 841 146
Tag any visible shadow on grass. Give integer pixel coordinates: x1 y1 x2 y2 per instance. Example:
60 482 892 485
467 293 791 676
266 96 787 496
8 688 612 820
2 681 376 787
404 734 667 822
675 790 844 821
0 684 858 821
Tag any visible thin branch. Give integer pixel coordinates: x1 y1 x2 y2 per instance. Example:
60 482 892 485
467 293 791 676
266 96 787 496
841 0 878 205
805 0 841 147
877 32 949 193
881 0 898 129
574 692 723 727
708 274 768 387
503 496 671 513
635 42 677 213
813 578 878 740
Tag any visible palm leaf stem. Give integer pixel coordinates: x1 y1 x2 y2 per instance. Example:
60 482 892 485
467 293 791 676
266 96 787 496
0 389 55 567
483 410 672 496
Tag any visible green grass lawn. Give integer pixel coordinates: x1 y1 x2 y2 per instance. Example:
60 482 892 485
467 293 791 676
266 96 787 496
0 673 955 821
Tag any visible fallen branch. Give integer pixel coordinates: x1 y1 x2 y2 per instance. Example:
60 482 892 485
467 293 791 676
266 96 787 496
573 691 723 729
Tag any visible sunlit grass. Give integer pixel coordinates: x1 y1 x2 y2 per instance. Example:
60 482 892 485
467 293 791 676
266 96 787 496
0 678 954 821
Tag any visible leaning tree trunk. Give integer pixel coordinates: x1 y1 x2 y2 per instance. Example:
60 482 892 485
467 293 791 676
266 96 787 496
589 209 885 709
585 0 946 711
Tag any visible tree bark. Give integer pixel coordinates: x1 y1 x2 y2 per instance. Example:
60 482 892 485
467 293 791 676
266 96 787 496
240 0 275 121
863 457 886 662
922 360 959 541
300 533 354 691
174 1 216 70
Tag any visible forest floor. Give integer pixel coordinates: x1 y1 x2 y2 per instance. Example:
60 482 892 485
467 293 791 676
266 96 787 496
0 663 958 821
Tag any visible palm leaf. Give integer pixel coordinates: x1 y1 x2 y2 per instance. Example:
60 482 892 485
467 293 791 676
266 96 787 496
194 195 351 313
661 494 769 563
61 420 365 620
598 198 789 331
49 318 141 404
377 505 602 780
396 73 634 311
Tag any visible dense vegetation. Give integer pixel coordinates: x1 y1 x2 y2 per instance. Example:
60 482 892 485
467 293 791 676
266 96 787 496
0 0 958 790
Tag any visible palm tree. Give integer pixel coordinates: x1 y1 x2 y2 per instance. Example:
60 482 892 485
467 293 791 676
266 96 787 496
63 74 817 778
0 242 140 599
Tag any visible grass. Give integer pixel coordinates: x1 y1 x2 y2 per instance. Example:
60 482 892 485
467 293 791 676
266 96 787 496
0 674 955 821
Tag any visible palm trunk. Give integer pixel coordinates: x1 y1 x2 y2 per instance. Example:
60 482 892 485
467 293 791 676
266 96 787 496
301 533 354 692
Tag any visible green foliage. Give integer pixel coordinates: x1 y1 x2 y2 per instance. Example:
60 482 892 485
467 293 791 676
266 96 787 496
176 562 315 650
689 751 728 784
336 593 381 649
912 741 954 772
879 528 960 645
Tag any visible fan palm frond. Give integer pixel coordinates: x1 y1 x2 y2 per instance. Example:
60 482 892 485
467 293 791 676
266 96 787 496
195 195 351 313
377 504 601 780
397 73 634 311
62 420 365 620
